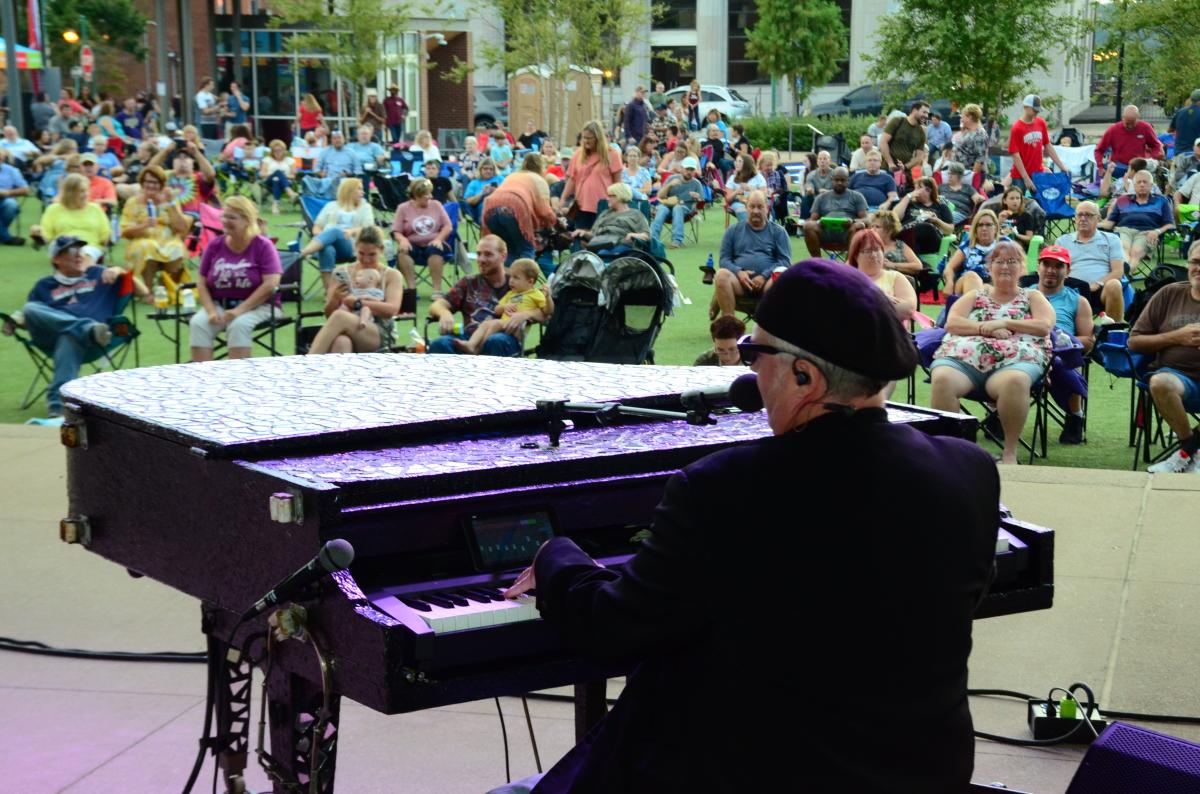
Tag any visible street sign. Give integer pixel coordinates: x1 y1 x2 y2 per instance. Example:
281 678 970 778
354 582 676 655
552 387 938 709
80 45 94 79
70 66 83 78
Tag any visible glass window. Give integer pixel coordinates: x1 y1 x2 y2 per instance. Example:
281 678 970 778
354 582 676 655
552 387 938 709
830 0 852 85
215 30 251 55
727 0 768 86
253 31 291 55
652 46 695 91
254 57 296 117
654 0 696 29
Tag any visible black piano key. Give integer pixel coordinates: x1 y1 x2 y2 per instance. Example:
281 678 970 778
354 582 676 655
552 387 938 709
442 593 470 607
475 587 507 601
399 597 432 613
422 593 455 608
461 590 492 603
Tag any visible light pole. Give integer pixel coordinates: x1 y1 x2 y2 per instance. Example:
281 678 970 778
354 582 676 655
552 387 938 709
62 15 89 96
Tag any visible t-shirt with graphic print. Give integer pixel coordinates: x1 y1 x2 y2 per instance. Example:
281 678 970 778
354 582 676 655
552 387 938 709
199 234 283 303
392 199 452 247
1007 116 1050 180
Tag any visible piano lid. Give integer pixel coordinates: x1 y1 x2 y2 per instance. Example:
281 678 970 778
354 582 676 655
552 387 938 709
60 354 748 457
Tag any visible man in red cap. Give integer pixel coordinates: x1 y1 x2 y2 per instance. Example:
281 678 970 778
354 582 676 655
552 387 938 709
499 259 998 794
1034 245 1094 443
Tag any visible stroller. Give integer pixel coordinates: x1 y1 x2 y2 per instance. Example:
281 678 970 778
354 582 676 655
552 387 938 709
539 250 675 364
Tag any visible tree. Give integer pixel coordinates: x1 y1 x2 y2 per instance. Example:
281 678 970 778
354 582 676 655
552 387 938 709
449 0 688 142
864 0 1090 119
269 0 413 128
745 0 847 113
33 0 148 93
1094 0 1200 111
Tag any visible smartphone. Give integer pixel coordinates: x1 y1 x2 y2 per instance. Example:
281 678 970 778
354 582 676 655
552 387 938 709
333 269 351 287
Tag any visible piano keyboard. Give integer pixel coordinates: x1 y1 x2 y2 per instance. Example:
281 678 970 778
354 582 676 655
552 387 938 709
372 585 539 634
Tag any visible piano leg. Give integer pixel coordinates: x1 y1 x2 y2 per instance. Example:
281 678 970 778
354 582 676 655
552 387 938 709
209 635 252 793
574 680 609 742
265 666 342 794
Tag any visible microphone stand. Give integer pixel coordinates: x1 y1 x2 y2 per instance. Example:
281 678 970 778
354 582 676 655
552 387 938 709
536 399 716 447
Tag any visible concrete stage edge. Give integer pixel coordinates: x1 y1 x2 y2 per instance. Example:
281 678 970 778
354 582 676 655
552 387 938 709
1 423 1197 793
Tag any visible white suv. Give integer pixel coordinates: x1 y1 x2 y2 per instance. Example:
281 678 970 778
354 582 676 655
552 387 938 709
661 84 753 121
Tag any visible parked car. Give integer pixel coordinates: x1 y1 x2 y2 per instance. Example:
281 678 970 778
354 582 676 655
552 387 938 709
811 82 952 122
474 85 509 127
661 84 754 121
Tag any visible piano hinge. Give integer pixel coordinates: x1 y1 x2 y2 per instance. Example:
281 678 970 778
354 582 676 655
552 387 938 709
60 418 87 449
60 516 92 545
269 490 304 524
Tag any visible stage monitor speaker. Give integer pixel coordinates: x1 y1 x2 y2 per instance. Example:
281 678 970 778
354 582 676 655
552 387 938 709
1066 722 1200 793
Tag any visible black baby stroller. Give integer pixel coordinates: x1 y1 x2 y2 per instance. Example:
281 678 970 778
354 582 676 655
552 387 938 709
539 250 675 364
538 251 605 361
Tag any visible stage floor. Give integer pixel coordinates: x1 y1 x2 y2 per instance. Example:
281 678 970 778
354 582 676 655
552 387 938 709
1 423 1198 793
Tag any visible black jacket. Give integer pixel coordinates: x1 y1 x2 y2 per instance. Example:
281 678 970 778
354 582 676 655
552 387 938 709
532 408 999 794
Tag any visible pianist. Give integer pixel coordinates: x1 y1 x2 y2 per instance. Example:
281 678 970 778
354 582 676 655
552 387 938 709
501 259 999 793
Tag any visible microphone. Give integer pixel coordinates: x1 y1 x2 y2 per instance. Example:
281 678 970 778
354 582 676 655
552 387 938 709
680 373 763 414
239 539 355 621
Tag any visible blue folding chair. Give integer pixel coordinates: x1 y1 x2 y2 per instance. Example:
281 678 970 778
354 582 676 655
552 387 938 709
1090 325 1200 469
1032 171 1076 242
2 272 140 410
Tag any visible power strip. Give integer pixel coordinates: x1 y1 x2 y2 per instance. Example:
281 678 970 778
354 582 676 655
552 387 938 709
1027 699 1108 743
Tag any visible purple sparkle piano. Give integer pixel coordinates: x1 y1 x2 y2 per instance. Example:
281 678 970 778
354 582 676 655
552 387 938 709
58 355 1052 792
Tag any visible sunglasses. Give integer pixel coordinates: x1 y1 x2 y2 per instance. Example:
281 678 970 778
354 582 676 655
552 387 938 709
736 334 794 366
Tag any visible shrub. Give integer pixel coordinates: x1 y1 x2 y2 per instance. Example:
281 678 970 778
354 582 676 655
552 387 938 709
740 115 876 153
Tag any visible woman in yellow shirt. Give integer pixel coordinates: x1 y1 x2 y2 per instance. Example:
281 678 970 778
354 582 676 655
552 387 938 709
34 174 111 254
119 165 191 302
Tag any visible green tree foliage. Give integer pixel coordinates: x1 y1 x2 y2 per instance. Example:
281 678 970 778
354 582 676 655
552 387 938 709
745 0 847 110
29 0 148 92
864 0 1089 117
269 0 412 114
1095 0 1200 111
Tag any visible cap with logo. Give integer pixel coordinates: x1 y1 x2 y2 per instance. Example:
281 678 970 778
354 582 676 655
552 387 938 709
49 235 86 259
1038 245 1072 266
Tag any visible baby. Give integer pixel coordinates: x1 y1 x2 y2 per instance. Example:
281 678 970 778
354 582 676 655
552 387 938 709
453 258 546 354
346 267 384 329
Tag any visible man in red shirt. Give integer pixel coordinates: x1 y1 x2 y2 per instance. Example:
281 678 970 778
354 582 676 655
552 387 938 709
1007 94 1069 192
80 153 117 213
1095 104 1165 178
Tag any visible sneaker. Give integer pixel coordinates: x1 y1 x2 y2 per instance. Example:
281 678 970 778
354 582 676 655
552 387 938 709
91 322 113 348
1147 450 1196 474
1 236 25 246
1059 413 1085 445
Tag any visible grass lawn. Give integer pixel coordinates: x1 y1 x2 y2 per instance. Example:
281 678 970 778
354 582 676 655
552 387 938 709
0 196 1172 471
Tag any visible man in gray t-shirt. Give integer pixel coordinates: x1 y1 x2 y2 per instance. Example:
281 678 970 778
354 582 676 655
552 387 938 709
714 190 792 317
804 168 868 256
1055 200 1128 321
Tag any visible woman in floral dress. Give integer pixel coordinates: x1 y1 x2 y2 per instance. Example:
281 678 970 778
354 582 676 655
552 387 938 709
930 240 1054 464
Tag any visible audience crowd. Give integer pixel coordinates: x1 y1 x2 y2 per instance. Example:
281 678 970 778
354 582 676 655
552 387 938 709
4 78 1200 473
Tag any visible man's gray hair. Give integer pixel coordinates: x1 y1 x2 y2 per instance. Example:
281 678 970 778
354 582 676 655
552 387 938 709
832 166 849 179
756 327 888 399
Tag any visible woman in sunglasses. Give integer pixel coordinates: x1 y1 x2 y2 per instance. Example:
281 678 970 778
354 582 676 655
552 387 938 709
930 240 1054 464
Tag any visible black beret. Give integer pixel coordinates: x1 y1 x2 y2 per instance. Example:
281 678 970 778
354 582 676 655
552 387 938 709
754 259 918 381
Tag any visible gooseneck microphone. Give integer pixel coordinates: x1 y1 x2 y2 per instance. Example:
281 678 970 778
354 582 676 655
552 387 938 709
239 539 355 621
680 373 763 414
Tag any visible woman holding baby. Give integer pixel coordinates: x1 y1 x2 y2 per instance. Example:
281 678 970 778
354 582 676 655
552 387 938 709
306 225 405 354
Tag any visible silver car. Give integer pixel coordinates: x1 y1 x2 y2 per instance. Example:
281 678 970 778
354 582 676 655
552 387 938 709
661 84 753 121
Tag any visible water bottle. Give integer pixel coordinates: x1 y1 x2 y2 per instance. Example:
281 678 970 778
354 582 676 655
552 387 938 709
153 283 169 310
180 288 196 312
409 327 426 353
147 201 158 221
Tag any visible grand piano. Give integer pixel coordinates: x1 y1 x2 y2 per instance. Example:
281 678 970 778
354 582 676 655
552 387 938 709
58 355 1054 793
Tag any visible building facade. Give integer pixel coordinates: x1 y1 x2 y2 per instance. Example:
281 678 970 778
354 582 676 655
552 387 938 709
618 0 1095 126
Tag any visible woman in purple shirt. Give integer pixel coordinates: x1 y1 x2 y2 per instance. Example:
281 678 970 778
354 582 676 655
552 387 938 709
189 196 282 361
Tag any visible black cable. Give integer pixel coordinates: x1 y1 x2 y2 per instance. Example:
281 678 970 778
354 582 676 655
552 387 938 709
524 691 620 707
180 641 219 794
495 697 511 784
968 683 1099 747
1103 709 1200 726
0 636 204 663
521 696 542 774
969 687 1200 727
